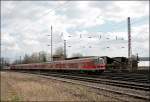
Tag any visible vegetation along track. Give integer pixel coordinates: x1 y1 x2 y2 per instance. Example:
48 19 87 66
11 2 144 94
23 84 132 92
10 70 150 101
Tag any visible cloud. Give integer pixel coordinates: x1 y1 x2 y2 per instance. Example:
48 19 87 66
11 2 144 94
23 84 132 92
102 1 148 22
1 1 149 61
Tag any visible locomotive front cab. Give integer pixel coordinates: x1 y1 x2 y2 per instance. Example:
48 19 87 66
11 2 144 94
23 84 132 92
96 57 106 70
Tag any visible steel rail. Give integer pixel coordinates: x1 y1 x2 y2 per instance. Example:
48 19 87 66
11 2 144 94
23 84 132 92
38 72 150 91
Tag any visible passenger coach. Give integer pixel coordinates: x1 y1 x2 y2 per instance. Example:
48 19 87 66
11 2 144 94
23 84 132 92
10 56 106 73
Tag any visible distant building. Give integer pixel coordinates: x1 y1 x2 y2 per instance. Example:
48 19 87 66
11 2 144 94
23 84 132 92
138 61 150 70
138 61 149 66
138 57 149 70
53 55 65 61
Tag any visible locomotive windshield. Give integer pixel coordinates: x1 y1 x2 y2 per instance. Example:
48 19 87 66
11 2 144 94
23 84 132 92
97 58 104 64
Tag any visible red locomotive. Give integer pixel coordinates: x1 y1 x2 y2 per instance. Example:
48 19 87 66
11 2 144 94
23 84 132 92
10 56 106 73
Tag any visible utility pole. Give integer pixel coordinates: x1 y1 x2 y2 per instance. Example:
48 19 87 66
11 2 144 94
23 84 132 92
51 25 53 62
127 17 132 70
128 17 131 59
20 56 21 64
64 40 66 59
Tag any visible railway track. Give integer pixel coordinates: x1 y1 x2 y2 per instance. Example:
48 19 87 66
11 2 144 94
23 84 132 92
11 70 150 102
100 71 150 84
46 73 150 91
54 71 150 84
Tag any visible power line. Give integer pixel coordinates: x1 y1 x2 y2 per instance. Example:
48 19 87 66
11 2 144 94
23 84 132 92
130 17 148 25
97 16 148 33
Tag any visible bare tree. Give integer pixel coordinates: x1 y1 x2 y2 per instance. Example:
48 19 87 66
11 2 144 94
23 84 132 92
30 52 39 63
22 54 31 64
39 51 47 62
0 58 10 69
54 47 64 56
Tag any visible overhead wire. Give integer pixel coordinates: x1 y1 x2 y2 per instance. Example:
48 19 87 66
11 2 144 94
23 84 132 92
15 1 146 54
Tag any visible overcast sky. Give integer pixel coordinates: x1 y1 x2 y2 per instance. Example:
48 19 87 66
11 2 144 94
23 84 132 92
1 1 149 61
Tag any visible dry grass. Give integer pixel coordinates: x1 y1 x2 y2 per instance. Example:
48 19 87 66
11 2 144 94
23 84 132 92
1 71 118 101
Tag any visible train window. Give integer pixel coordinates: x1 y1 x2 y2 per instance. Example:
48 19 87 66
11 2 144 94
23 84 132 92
94 59 98 64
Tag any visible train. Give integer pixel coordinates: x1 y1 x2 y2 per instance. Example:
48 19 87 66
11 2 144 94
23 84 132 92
10 56 106 73
9 56 138 73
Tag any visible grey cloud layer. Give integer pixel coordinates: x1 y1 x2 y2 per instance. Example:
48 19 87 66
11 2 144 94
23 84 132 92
1 1 149 61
